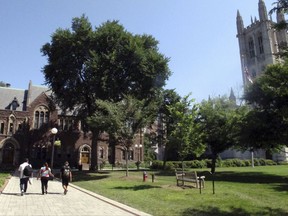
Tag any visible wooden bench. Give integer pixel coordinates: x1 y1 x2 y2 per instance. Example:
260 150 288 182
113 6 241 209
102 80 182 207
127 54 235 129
175 170 205 189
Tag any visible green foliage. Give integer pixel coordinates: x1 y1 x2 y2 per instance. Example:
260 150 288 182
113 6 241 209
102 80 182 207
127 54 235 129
150 159 278 171
198 96 243 173
243 63 288 150
87 95 158 176
42 15 171 170
167 94 206 162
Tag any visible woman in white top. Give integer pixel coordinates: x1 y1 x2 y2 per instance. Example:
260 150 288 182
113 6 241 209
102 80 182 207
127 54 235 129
37 162 54 195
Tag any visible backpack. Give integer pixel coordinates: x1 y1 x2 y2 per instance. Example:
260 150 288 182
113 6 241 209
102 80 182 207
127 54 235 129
23 165 33 177
63 166 70 178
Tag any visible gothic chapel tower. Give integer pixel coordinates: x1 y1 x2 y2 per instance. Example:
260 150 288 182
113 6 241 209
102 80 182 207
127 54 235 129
237 0 288 86
236 0 288 162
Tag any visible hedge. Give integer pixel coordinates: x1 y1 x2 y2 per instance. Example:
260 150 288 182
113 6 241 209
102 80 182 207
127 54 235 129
150 159 278 170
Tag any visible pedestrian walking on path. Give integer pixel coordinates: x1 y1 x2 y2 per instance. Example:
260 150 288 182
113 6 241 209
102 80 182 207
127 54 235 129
37 162 54 195
18 158 33 196
60 161 72 195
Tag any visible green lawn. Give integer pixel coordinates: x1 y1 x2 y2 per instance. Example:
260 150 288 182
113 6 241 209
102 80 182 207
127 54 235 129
0 172 10 191
72 166 288 216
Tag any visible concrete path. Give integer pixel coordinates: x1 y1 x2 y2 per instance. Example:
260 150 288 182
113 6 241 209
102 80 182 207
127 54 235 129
0 171 151 216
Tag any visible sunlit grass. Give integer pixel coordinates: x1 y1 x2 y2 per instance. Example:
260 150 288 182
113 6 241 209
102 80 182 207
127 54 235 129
0 172 10 190
73 166 288 216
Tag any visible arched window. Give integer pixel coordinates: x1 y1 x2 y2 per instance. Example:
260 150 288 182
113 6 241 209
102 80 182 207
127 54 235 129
99 147 104 159
248 37 255 58
34 106 50 129
0 121 4 134
258 33 264 54
8 115 16 135
34 111 39 128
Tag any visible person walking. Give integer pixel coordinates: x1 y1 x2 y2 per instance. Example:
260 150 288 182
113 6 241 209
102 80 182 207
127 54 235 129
18 158 33 196
37 162 54 195
60 161 72 195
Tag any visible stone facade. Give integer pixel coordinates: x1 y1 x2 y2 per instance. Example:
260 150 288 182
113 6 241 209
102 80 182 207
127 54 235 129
227 0 288 163
237 0 288 85
0 81 144 168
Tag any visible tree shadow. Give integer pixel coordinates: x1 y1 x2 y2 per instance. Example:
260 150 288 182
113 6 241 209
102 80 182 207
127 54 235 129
202 171 288 192
181 206 288 216
113 185 161 191
72 171 110 182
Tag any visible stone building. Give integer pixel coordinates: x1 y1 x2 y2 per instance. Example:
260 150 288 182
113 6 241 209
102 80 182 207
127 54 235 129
224 0 288 162
0 81 144 168
237 0 287 84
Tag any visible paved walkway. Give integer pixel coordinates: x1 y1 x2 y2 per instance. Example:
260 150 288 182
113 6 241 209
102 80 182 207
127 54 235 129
0 171 151 216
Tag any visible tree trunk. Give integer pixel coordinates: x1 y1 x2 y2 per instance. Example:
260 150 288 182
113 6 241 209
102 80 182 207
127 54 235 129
162 141 168 169
125 149 129 177
211 154 217 174
90 130 99 172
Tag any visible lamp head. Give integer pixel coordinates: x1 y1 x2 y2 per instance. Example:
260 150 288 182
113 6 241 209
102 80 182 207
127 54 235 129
51 128 58 134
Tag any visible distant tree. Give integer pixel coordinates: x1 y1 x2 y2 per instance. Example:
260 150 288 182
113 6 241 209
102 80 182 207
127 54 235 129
41 15 171 171
0 81 7 87
167 94 206 170
87 95 158 176
198 97 241 174
157 89 181 167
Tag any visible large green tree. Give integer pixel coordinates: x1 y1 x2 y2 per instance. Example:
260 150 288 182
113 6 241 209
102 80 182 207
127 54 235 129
41 15 171 171
243 63 288 151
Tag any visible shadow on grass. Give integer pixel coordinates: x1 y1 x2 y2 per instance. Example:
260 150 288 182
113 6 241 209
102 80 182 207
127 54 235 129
202 171 288 192
181 206 288 216
153 169 288 192
71 170 110 182
113 185 161 191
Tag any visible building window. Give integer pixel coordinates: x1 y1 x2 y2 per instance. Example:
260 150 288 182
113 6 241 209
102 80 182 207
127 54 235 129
258 34 264 54
59 118 74 131
8 115 15 135
248 38 255 58
0 122 4 134
99 148 104 159
34 111 39 128
34 106 50 129
122 150 126 160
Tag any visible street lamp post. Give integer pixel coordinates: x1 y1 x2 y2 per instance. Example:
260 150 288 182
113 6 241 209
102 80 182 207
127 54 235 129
135 144 142 170
50 127 58 170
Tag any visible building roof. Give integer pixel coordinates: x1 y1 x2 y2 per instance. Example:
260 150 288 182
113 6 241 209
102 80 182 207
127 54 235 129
0 82 50 111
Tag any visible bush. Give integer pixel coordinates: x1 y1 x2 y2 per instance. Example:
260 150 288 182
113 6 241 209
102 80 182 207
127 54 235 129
151 158 280 170
164 162 177 171
150 160 163 170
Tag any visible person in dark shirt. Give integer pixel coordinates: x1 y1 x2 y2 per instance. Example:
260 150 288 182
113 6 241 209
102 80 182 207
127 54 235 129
60 161 72 195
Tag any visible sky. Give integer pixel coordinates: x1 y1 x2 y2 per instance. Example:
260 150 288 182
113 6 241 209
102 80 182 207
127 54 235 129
0 0 277 103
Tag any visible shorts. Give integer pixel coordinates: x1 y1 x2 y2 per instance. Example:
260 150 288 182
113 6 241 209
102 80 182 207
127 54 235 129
62 177 69 186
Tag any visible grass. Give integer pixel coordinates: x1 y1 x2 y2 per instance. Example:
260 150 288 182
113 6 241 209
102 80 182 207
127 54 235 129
0 172 11 191
71 165 288 216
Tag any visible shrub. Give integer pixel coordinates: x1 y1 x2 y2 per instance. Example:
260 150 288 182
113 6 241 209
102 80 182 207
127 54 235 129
150 160 163 170
165 162 176 171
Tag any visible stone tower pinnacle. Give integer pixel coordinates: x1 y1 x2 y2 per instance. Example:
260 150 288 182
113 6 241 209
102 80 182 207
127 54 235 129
258 0 268 21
